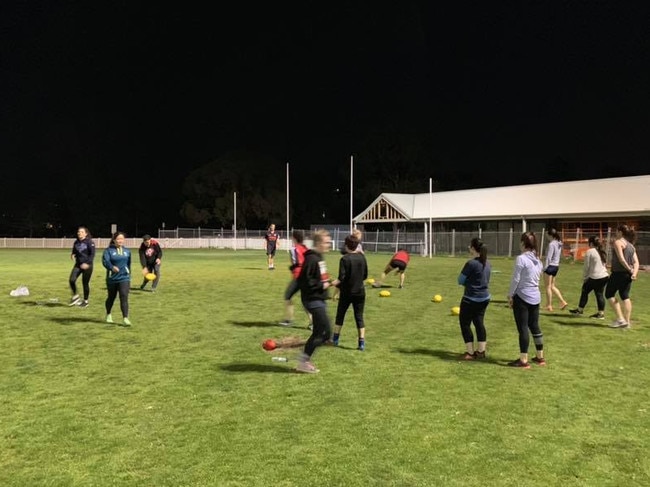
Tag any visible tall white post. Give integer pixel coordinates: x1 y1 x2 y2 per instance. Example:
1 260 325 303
350 155 354 233
233 192 237 251
286 162 290 250
429 178 433 259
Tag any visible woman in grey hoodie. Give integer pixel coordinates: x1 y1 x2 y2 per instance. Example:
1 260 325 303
507 232 545 368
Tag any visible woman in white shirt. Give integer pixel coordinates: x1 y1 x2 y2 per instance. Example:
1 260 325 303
569 236 609 319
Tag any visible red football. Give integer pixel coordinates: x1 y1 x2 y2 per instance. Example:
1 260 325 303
262 339 277 351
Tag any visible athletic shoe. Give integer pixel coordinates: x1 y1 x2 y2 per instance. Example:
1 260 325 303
123 317 132 326
589 313 605 320
105 314 114 324
532 357 547 366
78 301 89 308
507 359 530 369
358 343 365 351
307 323 313 331
398 284 403 289
140 284 146 290
332 339 339 347
569 308 583 315
463 352 476 361
69 295 81 306
278 320 293 327
295 361 319 373
371 282 382 288
608 319 628 328
475 351 486 359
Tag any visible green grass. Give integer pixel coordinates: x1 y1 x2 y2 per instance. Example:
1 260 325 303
1 248 649 486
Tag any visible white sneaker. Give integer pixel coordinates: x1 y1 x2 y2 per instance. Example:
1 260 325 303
69 295 81 306
296 360 319 373
608 319 629 328
10 286 29 297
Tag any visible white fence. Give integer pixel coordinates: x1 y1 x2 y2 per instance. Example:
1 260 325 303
2 230 648 266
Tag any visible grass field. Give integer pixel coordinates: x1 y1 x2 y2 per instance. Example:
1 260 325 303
1 248 649 486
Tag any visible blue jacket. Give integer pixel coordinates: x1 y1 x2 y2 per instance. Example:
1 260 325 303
102 245 132 284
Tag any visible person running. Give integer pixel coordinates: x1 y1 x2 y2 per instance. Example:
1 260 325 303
605 225 639 329
331 233 368 351
372 248 410 289
296 229 334 373
457 237 491 360
543 228 568 311
138 234 163 292
264 223 280 270
507 231 545 368
68 226 96 308
569 236 609 319
102 231 132 326
279 230 312 328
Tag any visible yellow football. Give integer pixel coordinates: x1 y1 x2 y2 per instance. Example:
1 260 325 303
432 294 443 302
451 306 460 315
145 272 157 281
379 290 391 297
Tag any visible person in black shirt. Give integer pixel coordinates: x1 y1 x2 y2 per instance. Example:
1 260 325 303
331 234 368 350
296 229 333 373
68 226 96 308
138 235 163 292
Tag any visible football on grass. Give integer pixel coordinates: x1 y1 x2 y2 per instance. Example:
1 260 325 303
262 339 277 351
145 273 156 281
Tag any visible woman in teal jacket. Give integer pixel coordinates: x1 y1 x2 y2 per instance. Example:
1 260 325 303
102 231 132 326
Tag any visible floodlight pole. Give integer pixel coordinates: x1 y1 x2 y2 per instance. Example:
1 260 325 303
350 155 354 233
286 162 290 250
233 191 237 251
429 177 433 259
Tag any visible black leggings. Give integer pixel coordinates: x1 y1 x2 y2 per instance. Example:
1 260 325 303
334 294 365 329
512 295 543 354
302 303 331 357
106 281 130 318
69 265 93 300
458 298 489 344
578 276 609 311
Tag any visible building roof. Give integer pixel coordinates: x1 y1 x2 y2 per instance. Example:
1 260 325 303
354 175 650 223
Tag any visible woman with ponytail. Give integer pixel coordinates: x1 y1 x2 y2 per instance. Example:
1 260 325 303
568 236 609 319
456 238 492 360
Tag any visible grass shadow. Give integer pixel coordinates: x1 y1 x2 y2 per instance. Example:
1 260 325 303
228 320 282 328
220 363 297 373
49 316 114 326
395 347 503 365
20 300 66 308
550 318 607 328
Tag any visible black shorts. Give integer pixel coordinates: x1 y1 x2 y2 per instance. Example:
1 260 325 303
266 245 277 257
544 265 559 277
390 259 407 272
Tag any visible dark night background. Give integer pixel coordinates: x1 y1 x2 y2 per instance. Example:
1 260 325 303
1 2 649 237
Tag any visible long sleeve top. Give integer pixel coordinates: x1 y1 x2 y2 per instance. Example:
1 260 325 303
71 237 96 266
545 239 562 268
582 248 609 281
508 251 543 305
102 245 132 284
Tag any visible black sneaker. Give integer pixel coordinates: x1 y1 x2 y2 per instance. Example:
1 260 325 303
589 313 605 320
569 308 583 315
532 357 547 366
507 359 530 369
475 351 486 359
78 301 89 308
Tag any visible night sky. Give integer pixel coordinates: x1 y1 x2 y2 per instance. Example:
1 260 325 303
2 2 649 233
